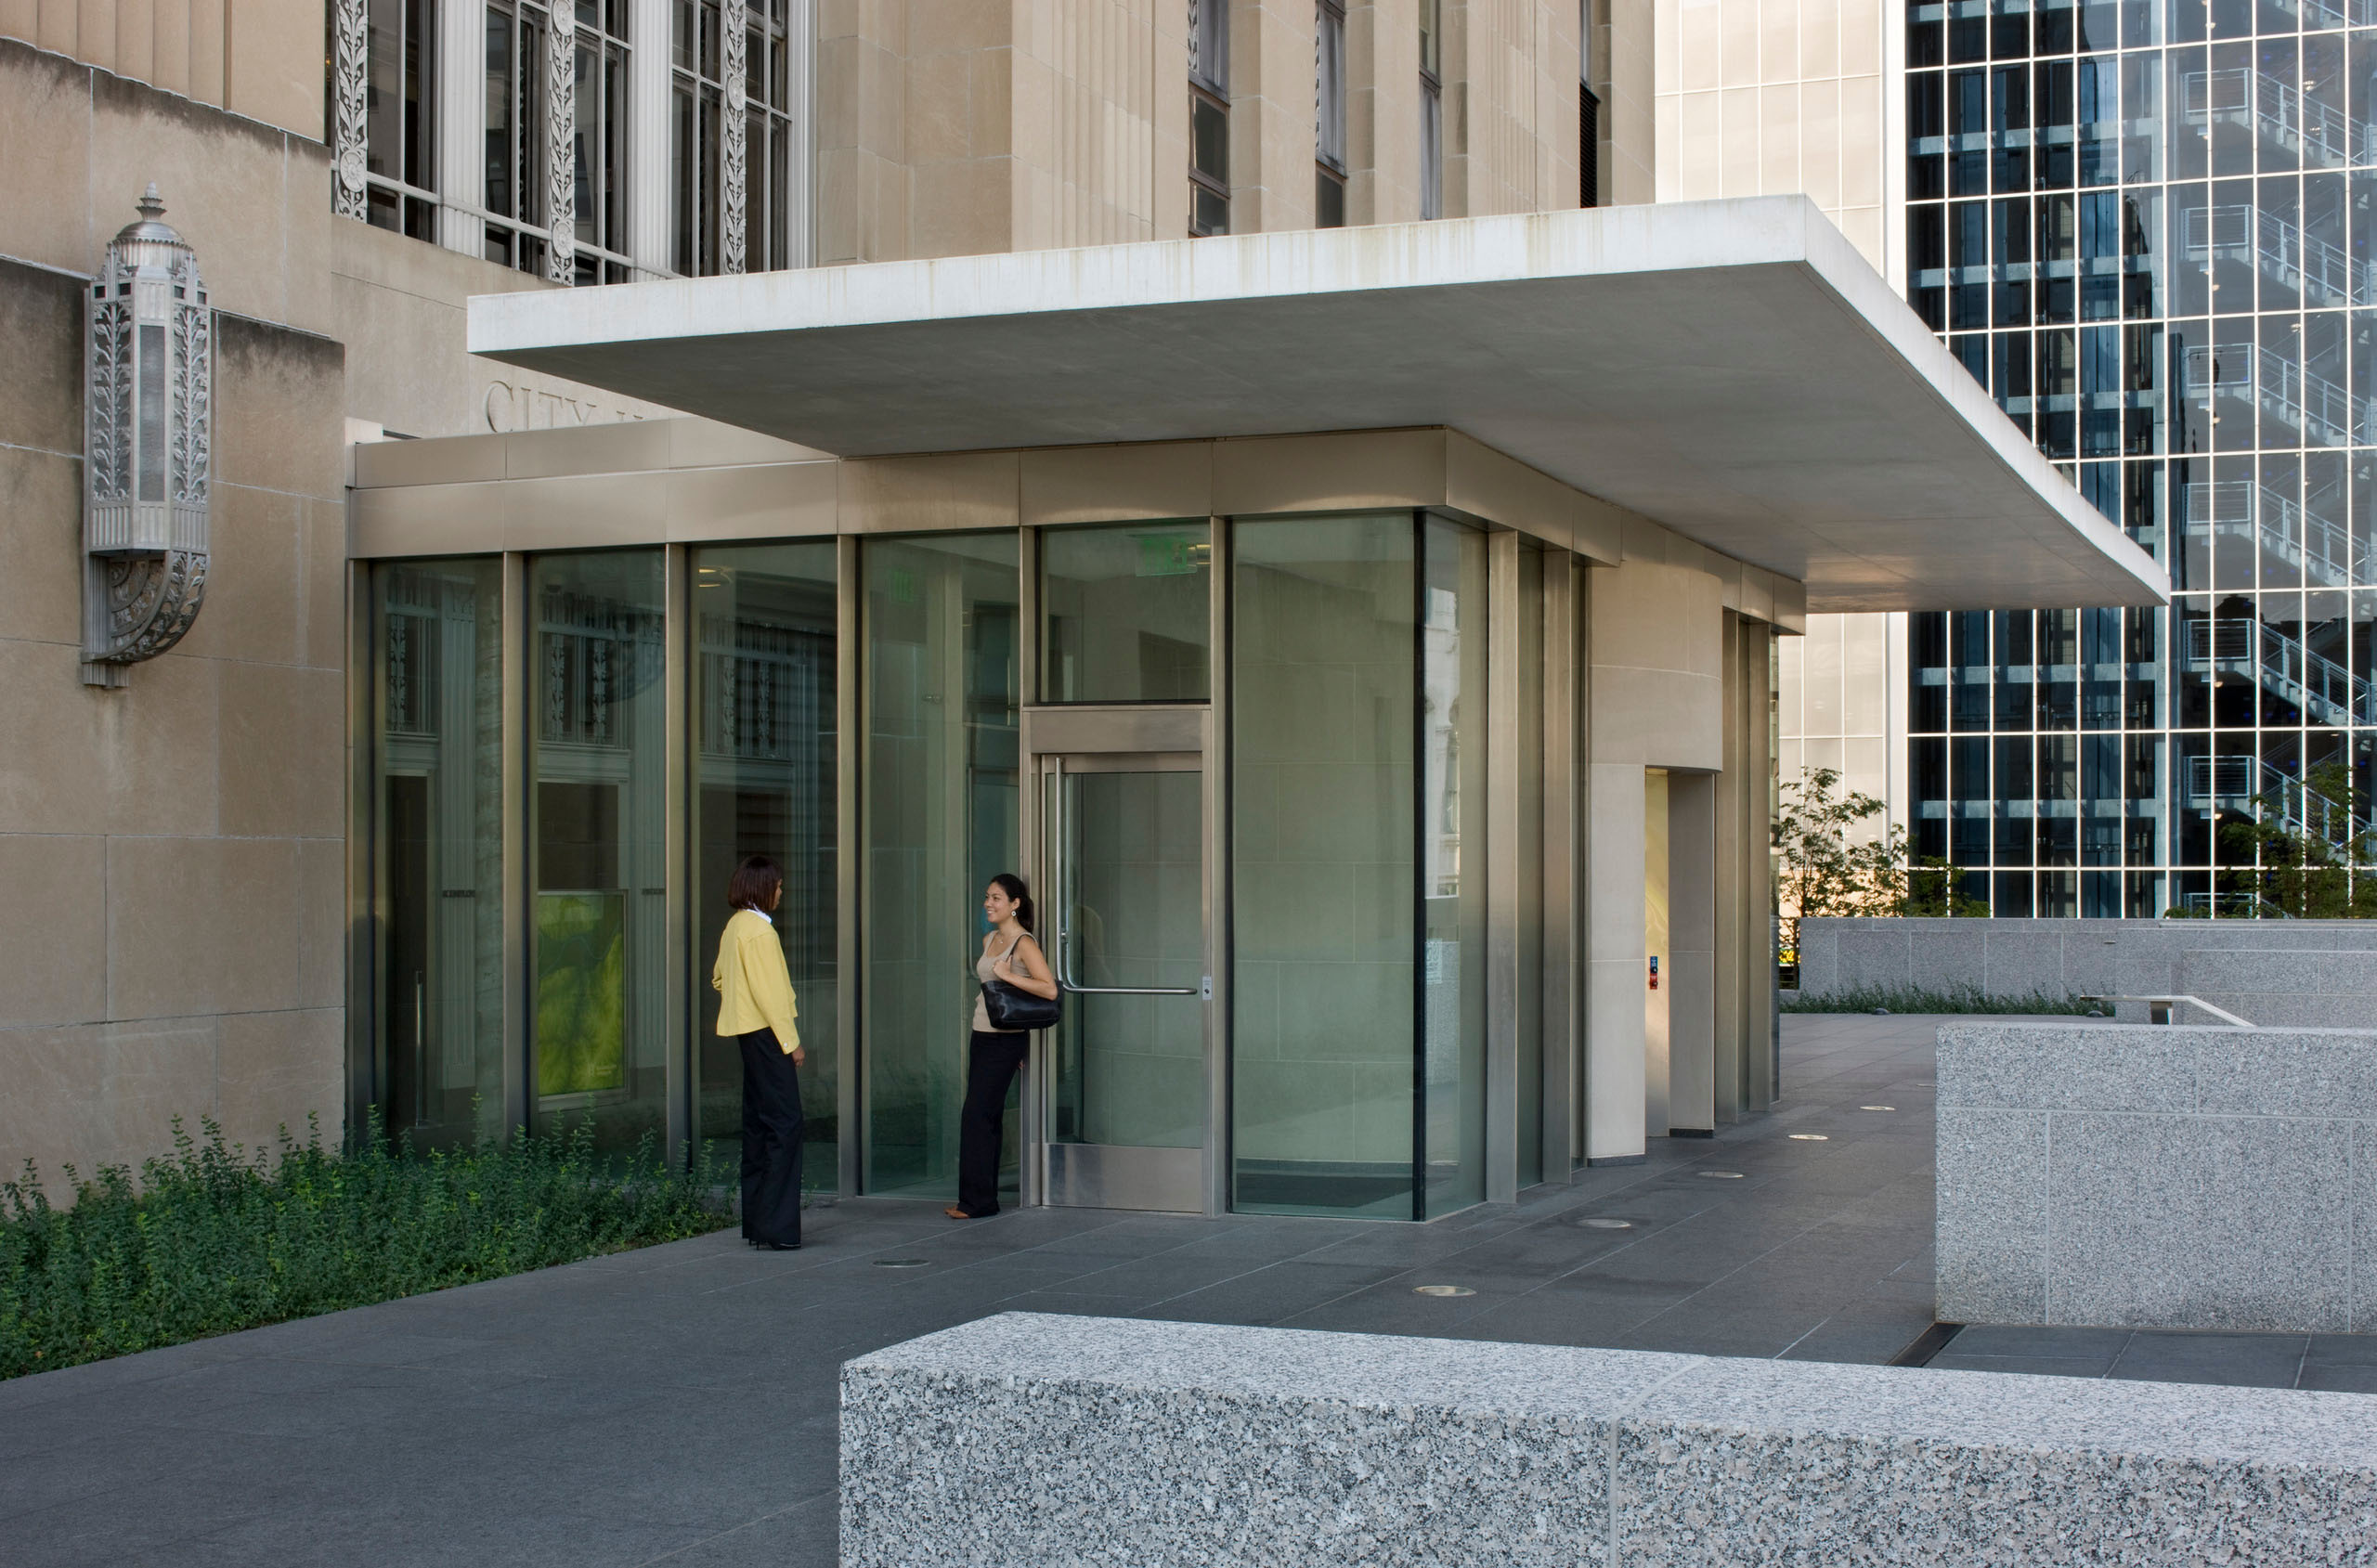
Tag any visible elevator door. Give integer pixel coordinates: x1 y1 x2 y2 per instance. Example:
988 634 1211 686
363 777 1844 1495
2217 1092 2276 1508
1042 749 1210 1212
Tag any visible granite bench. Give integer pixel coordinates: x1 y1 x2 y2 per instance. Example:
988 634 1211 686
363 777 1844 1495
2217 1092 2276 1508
1938 1021 2377 1332
841 1313 2377 1567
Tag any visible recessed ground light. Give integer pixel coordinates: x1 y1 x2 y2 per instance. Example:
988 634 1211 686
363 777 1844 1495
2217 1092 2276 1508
1788 1134 1830 1141
1861 1105 1896 1111
1697 1171 1746 1180
1581 1217 1635 1230
1413 1284 1475 1297
873 1258 930 1269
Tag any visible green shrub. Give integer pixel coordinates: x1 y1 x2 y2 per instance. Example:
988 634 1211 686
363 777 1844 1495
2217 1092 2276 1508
1779 984 2101 1016
0 1113 731 1380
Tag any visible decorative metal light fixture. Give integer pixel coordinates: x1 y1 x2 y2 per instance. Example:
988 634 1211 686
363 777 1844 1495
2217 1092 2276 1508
83 184 210 687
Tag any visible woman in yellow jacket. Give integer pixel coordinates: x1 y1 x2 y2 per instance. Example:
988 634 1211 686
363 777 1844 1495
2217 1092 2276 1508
712 854 805 1251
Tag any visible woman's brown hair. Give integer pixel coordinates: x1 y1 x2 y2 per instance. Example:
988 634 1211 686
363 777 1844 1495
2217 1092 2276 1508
726 855 784 913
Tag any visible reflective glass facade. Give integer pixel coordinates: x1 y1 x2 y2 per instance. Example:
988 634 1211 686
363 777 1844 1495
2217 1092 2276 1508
1906 0 2377 914
354 448 1779 1216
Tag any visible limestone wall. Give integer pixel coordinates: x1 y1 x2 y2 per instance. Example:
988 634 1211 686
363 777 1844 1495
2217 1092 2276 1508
0 259 349 1194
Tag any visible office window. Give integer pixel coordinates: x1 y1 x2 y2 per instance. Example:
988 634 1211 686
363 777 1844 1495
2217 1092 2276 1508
1579 0 1600 207
743 0 804 270
1190 0 1230 234
1420 0 1443 218
674 0 726 273
365 0 436 238
483 0 550 274
571 0 634 284
1317 0 1346 227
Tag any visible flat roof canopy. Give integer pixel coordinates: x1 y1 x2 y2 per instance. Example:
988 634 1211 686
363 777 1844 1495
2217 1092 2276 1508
471 198 2166 613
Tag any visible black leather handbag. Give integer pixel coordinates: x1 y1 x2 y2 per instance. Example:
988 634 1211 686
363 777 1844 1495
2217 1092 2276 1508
981 977 1061 1031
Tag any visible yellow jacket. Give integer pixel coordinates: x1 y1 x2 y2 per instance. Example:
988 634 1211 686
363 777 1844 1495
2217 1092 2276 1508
712 909 799 1054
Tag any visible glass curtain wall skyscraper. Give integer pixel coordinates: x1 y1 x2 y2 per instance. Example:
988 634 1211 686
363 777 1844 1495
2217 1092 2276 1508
1905 0 2377 915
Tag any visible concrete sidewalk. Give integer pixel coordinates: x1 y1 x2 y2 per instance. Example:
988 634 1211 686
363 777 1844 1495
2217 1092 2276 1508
4 1015 1947 1568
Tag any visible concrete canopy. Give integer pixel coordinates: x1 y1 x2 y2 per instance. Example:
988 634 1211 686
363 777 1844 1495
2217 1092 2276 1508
469 197 2166 613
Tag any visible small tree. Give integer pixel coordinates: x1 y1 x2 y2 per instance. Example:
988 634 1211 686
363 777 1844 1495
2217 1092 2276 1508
2214 760 2377 919
1773 767 1983 981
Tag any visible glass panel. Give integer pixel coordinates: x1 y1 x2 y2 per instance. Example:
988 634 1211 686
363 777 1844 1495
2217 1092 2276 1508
1051 769 1203 1149
530 550 668 1155
1231 514 1416 1218
861 533 1020 1199
1421 517 1487 1216
692 543 838 1190
1039 521 1212 704
374 559 505 1151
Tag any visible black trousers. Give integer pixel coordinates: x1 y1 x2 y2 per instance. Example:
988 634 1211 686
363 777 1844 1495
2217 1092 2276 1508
738 1029 804 1247
955 1030 1028 1218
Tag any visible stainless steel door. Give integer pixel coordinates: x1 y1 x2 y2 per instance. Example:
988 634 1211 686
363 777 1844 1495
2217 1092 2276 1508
1031 712 1212 1213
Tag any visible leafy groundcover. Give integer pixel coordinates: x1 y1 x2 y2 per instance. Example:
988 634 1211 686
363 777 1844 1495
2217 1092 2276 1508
1 1116 731 1380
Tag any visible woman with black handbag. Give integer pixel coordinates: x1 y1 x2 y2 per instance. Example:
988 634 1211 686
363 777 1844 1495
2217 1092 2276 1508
947 873 1059 1220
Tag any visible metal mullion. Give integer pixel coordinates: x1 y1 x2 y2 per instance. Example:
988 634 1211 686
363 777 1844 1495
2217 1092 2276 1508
835 533 861 1198
1016 524 1043 1210
501 551 532 1134
1538 551 1578 1178
348 561 382 1142
1204 515 1232 1219
1409 510 1428 1223
663 544 693 1164
1483 528 1521 1206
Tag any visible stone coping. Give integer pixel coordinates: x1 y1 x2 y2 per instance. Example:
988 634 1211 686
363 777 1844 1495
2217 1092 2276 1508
841 1313 2377 1566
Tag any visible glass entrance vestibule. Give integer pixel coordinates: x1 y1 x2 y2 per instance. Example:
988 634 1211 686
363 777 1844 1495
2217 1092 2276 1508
355 439 1784 1221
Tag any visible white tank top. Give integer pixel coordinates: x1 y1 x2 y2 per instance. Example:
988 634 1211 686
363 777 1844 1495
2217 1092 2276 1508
971 930 1030 1033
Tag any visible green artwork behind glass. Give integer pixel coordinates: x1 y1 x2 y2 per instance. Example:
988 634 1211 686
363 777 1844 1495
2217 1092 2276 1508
536 891 627 1096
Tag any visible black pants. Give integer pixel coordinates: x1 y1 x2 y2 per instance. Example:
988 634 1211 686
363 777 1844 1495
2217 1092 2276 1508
739 1029 804 1247
955 1030 1028 1218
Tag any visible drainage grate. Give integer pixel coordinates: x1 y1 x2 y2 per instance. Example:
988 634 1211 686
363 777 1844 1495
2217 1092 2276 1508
1580 1217 1635 1230
1860 1105 1895 1111
1696 1171 1746 1180
1412 1284 1475 1297
1788 1134 1830 1141
873 1258 930 1269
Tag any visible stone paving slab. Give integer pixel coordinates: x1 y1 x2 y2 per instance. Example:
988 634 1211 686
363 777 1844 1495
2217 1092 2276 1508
0 1016 1961 1568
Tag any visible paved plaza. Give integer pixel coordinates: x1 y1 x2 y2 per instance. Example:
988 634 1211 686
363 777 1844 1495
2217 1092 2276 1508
2 1013 2365 1567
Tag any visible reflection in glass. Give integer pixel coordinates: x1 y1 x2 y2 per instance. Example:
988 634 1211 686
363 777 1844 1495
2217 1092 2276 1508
692 543 838 1189
1051 768 1204 1149
530 550 667 1153
1421 518 1488 1216
862 534 1020 1199
1231 514 1417 1217
374 559 504 1149
1040 521 1211 703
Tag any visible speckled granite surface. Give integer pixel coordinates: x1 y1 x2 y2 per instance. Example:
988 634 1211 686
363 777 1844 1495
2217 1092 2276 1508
1938 1022 2377 1332
842 1313 2377 1567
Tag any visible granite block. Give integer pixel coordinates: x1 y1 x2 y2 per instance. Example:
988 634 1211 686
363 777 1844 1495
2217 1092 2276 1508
1795 924 1838 993
1615 1356 2377 1567
1936 1023 2196 1113
840 1314 1695 1568
1981 931 2067 997
2046 1112 2354 1333
1831 929 1910 992
2190 1030 2377 1118
1904 928 1987 993
845 1315 2377 1568
1936 1108 2047 1325
2358 1121 2377 1335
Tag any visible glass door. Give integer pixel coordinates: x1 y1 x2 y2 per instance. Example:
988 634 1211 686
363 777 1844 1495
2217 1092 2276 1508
1034 728 1212 1212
